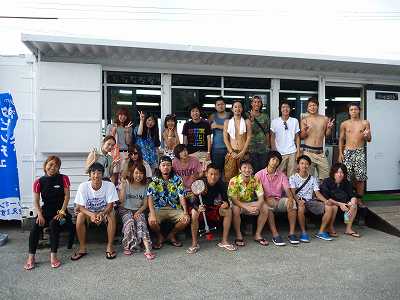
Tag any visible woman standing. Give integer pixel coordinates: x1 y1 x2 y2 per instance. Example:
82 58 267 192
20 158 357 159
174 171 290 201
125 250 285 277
135 111 161 172
107 108 133 179
161 114 180 159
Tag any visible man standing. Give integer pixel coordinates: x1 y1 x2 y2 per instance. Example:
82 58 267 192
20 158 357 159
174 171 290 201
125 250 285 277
248 95 270 173
300 97 334 180
270 101 300 177
182 103 212 172
223 100 252 182
338 102 371 201
72 163 119 260
147 156 190 249
208 97 230 173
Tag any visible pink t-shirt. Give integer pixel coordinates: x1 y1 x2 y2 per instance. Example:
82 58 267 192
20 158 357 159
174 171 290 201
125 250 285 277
255 169 289 199
172 156 202 190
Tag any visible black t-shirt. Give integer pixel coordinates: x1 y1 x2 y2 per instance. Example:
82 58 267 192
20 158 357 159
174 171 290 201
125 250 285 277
182 119 211 154
39 174 65 217
196 179 228 207
320 177 355 203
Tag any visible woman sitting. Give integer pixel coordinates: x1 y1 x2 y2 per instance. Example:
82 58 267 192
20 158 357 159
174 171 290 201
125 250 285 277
118 164 155 260
24 156 73 270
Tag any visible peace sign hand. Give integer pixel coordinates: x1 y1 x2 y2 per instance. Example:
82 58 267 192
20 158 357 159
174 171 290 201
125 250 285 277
327 118 335 129
125 121 133 129
138 111 145 121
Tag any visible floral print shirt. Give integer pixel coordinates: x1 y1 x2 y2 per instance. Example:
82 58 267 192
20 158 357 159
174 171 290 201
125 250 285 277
227 174 264 203
147 174 185 209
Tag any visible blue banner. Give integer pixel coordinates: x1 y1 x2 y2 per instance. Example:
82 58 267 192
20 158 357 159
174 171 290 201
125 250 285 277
0 92 21 220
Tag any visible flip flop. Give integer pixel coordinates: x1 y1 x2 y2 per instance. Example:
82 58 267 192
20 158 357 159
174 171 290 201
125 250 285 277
344 232 360 238
152 242 163 250
144 252 156 260
254 238 269 246
123 249 132 256
234 239 246 247
105 251 117 259
167 240 183 247
329 232 339 237
71 252 88 261
51 259 61 269
24 259 35 271
217 242 237 251
186 245 200 254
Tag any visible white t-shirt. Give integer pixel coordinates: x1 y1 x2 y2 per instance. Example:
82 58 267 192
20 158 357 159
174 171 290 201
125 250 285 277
271 117 300 155
74 180 119 212
289 173 319 201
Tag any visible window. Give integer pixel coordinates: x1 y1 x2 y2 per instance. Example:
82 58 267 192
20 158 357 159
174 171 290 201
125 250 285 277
172 74 221 87
107 72 161 85
224 77 271 89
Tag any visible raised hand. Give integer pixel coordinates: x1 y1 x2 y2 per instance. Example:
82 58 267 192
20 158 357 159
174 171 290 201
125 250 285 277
125 121 133 129
327 118 335 129
138 111 145 121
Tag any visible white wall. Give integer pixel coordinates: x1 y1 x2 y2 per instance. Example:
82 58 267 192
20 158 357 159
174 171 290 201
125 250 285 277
0 55 35 211
367 90 400 191
33 62 103 209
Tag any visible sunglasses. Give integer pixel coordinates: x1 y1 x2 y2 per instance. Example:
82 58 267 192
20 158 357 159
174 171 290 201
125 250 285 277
283 121 288 130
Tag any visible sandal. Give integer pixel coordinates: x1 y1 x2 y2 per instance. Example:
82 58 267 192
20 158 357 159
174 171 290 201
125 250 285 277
344 232 360 238
254 238 269 246
167 240 183 247
105 251 117 259
217 242 237 251
329 232 339 237
123 249 132 256
186 245 200 254
234 239 246 247
51 259 61 269
71 252 88 261
24 258 35 271
152 242 163 250
144 252 156 260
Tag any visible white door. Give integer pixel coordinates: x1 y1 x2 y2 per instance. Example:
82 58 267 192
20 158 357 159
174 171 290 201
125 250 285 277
367 90 400 191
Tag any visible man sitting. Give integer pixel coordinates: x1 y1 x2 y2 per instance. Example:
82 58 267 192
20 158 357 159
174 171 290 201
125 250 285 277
255 151 297 246
228 159 270 247
289 155 337 242
188 163 236 254
72 163 119 260
147 156 190 249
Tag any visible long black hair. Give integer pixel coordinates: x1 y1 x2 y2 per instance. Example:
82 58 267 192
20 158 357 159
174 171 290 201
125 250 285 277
140 114 161 147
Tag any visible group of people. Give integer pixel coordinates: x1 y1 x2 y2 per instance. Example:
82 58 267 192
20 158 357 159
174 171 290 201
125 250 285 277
24 96 371 270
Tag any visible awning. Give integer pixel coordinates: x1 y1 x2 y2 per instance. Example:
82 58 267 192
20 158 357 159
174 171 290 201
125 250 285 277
22 33 400 79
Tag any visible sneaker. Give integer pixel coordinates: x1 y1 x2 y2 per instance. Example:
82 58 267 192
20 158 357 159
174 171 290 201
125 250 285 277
272 235 286 246
315 232 333 241
288 234 300 245
299 232 310 243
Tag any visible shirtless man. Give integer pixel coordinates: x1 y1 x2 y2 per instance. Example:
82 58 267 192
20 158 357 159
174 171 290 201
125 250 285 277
223 100 252 182
338 102 371 201
300 97 335 180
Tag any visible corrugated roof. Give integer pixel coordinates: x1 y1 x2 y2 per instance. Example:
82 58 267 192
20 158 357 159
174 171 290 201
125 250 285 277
21 33 400 78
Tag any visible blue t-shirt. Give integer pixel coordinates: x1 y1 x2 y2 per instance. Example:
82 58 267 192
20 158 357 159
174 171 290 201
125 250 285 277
211 112 228 150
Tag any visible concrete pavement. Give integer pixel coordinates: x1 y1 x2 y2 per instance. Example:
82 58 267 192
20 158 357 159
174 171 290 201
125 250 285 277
0 224 400 299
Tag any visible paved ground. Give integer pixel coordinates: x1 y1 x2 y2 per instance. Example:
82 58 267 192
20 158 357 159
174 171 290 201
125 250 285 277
369 202 400 229
1 223 400 300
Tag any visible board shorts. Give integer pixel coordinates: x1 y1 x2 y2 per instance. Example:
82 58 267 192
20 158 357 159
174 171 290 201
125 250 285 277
343 148 367 181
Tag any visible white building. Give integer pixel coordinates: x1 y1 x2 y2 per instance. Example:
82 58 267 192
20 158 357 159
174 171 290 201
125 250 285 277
1 33 400 215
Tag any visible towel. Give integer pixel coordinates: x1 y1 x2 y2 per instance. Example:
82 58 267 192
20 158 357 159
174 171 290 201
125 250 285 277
227 117 246 139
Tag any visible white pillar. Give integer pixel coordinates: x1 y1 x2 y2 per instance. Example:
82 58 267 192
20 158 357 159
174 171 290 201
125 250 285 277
161 73 172 122
270 78 280 120
318 75 326 115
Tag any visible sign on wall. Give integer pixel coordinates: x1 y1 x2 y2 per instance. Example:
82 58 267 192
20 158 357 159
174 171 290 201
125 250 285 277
0 92 21 220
